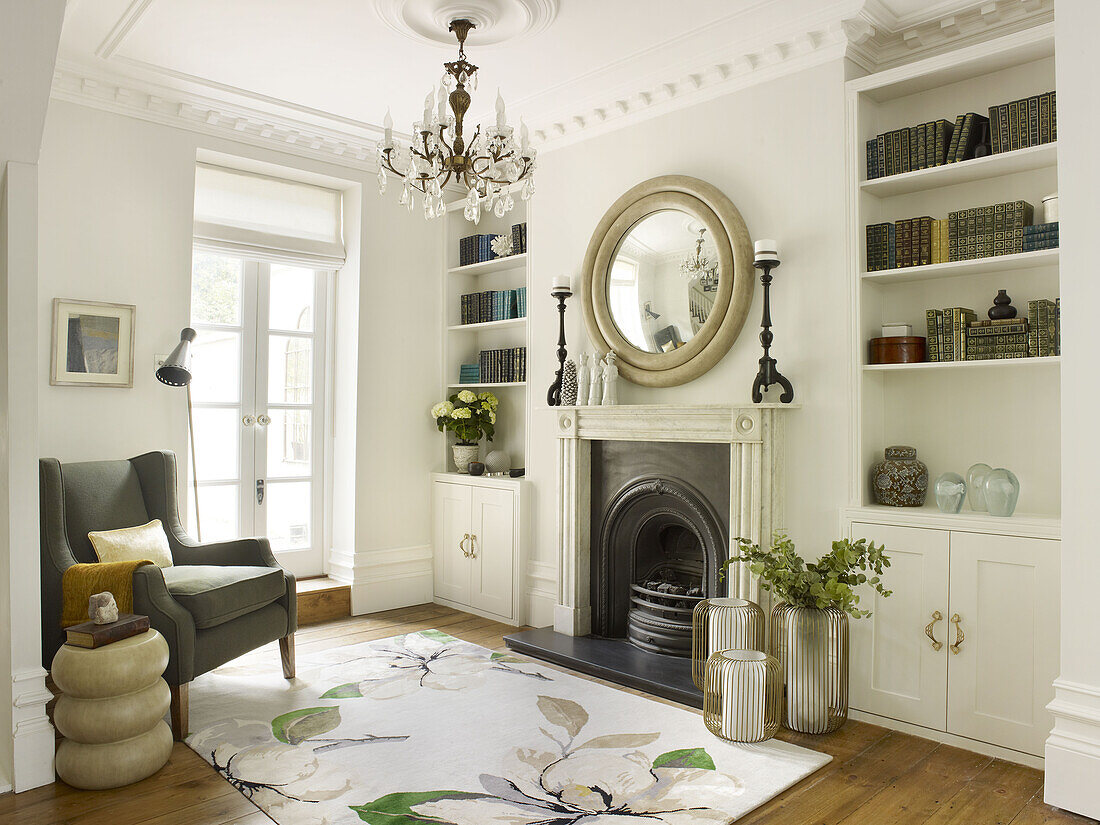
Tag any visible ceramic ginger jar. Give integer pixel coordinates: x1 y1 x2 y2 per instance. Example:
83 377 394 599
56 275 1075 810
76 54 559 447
871 445 928 507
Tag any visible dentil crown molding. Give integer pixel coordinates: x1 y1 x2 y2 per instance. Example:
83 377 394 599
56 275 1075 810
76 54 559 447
51 0 1054 169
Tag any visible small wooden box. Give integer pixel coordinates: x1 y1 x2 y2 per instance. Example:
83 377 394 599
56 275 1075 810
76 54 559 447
869 336 926 364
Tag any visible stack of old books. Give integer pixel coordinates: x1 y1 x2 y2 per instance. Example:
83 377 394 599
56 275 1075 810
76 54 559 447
64 613 149 648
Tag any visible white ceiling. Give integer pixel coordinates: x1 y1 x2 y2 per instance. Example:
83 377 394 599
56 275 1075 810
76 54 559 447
53 0 1052 159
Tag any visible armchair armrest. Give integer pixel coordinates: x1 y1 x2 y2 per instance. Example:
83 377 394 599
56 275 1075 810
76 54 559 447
132 564 197 685
170 534 280 568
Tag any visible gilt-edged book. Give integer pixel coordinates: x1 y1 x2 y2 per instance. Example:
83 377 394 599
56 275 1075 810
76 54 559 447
64 613 149 649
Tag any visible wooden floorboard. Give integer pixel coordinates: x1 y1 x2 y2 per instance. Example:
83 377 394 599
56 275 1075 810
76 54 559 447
2 603 1091 825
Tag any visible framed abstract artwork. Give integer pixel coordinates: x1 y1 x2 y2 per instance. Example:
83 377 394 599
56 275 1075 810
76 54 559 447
50 298 136 387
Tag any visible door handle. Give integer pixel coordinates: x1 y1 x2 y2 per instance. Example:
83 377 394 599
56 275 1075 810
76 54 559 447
256 479 265 505
242 414 256 427
460 533 471 557
257 413 271 427
950 613 964 655
468 533 477 559
924 610 943 651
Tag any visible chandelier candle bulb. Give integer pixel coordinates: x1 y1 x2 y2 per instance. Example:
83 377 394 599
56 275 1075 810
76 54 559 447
496 89 506 129
383 109 393 147
754 239 779 262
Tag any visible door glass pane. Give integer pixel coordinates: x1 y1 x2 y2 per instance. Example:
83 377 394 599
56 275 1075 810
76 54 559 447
269 335 312 404
192 407 240 481
188 484 240 542
269 266 314 331
267 409 311 477
191 253 243 325
190 329 241 403
266 481 311 551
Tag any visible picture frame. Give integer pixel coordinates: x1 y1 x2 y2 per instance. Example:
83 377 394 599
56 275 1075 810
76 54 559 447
50 298 136 388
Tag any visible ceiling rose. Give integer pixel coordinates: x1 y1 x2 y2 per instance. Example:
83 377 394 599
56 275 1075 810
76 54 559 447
372 0 558 47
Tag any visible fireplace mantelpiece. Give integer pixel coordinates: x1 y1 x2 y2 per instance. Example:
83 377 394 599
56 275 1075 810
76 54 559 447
553 404 793 638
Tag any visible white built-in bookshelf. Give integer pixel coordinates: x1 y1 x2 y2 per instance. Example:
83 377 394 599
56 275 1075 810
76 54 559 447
846 23 1060 528
439 192 531 473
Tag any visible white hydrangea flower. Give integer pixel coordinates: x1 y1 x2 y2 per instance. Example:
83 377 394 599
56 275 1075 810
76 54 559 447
457 390 477 403
452 407 472 419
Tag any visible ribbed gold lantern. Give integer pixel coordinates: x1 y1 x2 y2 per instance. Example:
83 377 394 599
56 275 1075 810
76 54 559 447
702 650 782 743
691 598 765 689
770 603 849 734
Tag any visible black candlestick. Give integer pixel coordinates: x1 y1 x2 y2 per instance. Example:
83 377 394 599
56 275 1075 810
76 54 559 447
547 288 572 406
751 256 794 404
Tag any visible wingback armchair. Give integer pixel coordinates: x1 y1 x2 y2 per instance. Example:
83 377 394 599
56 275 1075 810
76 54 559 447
40 450 296 739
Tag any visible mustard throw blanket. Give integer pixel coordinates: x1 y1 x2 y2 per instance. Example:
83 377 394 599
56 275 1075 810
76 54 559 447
61 560 154 628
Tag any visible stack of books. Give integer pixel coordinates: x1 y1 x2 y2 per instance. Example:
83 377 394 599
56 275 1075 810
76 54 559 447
925 307 977 362
459 363 481 384
866 216 948 270
948 200 1033 260
1027 299 1060 357
478 347 526 383
1023 222 1059 252
459 234 499 266
511 222 528 254
460 288 527 324
865 119 955 179
988 91 1057 153
965 318 1028 360
65 613 150 648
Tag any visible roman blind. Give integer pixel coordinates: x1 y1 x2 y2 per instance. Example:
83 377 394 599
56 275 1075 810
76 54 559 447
193 163 345 267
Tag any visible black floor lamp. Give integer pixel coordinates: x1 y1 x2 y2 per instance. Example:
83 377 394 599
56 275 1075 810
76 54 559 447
156 328 202 540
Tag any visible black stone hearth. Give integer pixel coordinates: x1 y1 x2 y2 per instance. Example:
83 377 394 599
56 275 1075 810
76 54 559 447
505 440 730 706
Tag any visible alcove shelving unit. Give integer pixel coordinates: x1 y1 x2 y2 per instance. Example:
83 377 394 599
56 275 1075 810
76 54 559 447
439 191 531 474
840 25 1061 766
846 23 1060 527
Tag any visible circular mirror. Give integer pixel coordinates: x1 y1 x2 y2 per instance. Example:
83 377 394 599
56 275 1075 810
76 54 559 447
607 211 723 354
582 176 754 387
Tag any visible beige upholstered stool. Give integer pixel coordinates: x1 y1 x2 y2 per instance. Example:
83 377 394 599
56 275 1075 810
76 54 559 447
703 649 783 743
51 629 173 789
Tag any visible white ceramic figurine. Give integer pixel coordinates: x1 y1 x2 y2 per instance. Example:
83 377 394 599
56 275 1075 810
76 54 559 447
601 352 619 405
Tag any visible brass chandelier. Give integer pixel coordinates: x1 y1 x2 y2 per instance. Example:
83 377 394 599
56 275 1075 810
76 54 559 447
377 18 536 223
681 227 719 285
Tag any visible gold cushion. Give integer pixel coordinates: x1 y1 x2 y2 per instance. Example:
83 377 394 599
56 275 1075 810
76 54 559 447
88 519 173 569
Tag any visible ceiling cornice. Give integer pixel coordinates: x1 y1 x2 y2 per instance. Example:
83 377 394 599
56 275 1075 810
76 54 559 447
49 0 1054 170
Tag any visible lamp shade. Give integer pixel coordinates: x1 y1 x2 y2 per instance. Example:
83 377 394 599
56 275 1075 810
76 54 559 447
155 328 196 387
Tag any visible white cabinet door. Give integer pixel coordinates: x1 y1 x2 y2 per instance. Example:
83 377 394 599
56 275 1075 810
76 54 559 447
850 523 950 731
469 486 516 620
433 482 472 605
947 532 1060 756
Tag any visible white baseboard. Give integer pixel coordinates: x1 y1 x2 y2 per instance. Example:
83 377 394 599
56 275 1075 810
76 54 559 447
329 544 433 616
1045 679 1100 819
525 560 557 628
848 708 1044 770
11 667 55 791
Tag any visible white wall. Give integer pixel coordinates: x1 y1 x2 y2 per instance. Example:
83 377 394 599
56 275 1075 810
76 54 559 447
37 101 441 610
524 60 852 625
1046 3 1100 818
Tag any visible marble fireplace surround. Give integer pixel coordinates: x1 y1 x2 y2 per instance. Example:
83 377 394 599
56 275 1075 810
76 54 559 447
553 404 793 638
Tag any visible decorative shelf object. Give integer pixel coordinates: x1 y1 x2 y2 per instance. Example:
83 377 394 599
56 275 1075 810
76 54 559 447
861 142 1057 198
448 253 528 276
861 248 1058 285
863 355 1059 372
447 318 527 332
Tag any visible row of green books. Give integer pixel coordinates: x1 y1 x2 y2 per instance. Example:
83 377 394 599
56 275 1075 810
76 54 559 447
988 91 1056 154
1027 299 1060 357
949 200 1034 260
460 288 528 324
865 120 955 178
1023 222 1059 252
925 300 1060 362
478 347 527 384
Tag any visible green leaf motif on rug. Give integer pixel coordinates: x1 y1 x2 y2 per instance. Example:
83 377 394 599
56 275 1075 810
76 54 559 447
320 682 364 699
652 747 716 771
418 629 458 642
350 790 488 824
489 651 522 663
271 706 341 746
536 695 589 738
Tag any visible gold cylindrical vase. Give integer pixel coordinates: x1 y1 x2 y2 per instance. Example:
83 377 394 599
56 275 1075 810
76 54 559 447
770 603 849 734
691 597 766 689
703 650 782 743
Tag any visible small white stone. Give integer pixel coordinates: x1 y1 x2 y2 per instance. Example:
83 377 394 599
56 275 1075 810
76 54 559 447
88 591 118 625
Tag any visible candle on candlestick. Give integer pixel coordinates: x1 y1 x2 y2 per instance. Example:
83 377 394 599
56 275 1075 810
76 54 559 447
754 239 779 262
383 109 393 147
520 119 530 153
496 89 506 130
423 91 434 126
552 274 572 293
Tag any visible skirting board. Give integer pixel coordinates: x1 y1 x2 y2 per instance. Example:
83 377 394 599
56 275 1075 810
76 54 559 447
848 708 1044 770
526 559 557 629
329 545 433 616
11 667 56 791
1044 678 1100 820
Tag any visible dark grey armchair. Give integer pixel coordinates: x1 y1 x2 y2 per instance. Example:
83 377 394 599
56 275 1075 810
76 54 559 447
40 450 296 739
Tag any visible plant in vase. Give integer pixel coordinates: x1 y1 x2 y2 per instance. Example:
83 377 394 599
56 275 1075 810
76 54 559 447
721 533 891 734
431 390 498 473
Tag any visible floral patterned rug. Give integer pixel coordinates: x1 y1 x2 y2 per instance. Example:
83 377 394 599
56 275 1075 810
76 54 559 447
186 629 831 824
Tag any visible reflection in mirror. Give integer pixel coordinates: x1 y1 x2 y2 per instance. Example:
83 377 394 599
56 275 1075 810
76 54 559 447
607 210 722 354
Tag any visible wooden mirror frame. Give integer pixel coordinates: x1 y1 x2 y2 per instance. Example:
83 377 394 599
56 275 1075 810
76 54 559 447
581 175 754 387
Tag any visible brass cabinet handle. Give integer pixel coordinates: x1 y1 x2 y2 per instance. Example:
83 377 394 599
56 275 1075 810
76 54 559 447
924 610 943 651
950 613 964 655
468 533 477 559
460 533 471 557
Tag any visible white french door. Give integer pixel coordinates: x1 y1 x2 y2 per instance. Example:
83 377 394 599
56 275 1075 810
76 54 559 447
188 251 329 578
